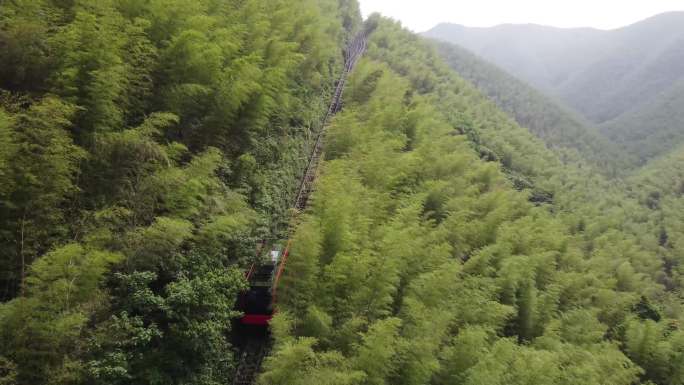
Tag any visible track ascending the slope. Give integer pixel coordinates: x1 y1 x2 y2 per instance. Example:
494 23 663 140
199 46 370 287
293 32 368 211
231 31 368 385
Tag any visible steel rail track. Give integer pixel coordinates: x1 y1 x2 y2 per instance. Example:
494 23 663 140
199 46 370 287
232 31 368 385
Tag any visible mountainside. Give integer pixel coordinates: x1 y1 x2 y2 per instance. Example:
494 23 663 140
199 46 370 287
432 40 634 173
424 12 684 163
559 12 684 123
628 143 684 287
601 78 684 163
0 1 359 383
261 15 684 385
423 23 607 94
2 2 684 385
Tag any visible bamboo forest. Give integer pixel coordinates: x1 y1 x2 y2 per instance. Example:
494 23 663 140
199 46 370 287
1 1 684 384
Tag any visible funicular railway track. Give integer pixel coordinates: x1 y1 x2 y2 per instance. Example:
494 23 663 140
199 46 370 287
231 31 368 385
294 32 367 211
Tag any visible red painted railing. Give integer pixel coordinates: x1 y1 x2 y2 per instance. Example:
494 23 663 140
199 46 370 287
271 240 292 304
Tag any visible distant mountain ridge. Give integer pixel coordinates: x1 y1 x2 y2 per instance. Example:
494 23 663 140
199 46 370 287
431 40 634 174
424 12 684 164
424 23 608 95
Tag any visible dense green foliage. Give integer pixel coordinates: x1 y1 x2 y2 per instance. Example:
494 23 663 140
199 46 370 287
600 79 684 164
2 1 684 385
628 144 684 288
0 0 358 384
259 16 684 385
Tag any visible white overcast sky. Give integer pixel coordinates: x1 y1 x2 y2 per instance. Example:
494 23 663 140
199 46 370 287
359 0 684 32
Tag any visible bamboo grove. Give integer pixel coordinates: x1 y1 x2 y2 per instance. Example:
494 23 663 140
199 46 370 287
1 1 684 385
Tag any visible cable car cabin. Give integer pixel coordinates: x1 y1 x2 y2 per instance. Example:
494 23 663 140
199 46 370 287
238 245 289 327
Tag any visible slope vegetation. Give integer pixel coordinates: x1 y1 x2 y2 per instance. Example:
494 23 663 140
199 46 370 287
432 40 634 173
260 16 684 385
1 2 684 385
628 144 684 288
424 12 684 163
0 1 359 384
601 78 684 164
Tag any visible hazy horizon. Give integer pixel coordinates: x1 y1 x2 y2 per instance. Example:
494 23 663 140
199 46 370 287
359 0 684 32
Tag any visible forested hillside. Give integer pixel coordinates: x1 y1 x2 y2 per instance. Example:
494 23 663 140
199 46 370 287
0 0 360 383
431 41 633 174
424 12 684 165
628 145 684 289
2 1 684 385
259 15 684 385
601 78 684 164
